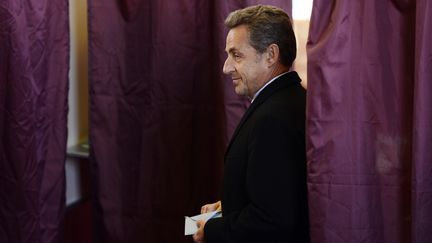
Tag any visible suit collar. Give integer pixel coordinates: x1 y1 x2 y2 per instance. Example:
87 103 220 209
251 71 289 103
249 71 301 109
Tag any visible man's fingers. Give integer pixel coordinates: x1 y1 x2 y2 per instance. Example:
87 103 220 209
193 220 205 243
201 202 221 214
196 219 204 228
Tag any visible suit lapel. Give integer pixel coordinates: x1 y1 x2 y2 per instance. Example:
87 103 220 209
224 72 301 158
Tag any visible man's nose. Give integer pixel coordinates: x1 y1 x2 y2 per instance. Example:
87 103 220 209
223 58 234 75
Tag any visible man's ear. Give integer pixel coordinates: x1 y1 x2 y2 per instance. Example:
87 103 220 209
266 44 280 66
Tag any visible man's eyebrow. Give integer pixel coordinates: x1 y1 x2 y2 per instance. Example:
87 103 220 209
227 47 237 54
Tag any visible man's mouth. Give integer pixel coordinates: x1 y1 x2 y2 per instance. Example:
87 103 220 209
232 77 241 83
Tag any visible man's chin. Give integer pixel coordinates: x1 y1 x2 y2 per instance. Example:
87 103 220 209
234 88 246 97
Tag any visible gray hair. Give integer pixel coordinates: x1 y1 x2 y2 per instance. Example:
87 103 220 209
225 5 296 67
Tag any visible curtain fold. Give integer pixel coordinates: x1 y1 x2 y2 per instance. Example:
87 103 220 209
411 1 432 241
307 0 432 242
0 1 69 243
88 0 291 242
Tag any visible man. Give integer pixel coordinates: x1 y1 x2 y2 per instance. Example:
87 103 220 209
193 5 309 243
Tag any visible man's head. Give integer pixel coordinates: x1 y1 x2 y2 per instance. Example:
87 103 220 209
223 5 296 98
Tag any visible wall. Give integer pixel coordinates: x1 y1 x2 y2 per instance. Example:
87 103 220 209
292 0 313 88
66 0 89 206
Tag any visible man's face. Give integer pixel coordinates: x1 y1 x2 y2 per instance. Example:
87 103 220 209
223 25 269 98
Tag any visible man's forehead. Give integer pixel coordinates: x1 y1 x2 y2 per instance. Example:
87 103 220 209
227 26 249 40
225 26 250 52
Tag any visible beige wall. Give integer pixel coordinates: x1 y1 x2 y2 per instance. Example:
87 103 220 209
293 20 310 88
66 0 89 206
68 0 89 147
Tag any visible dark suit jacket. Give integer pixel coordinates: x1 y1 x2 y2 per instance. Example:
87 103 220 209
205 72 310 243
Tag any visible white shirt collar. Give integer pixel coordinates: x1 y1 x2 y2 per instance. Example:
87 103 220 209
251 72 289 103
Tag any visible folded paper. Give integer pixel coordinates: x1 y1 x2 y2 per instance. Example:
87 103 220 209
184 211 222 235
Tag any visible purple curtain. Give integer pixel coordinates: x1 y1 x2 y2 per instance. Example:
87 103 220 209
307 0 432 242
88 1 290 242
0 1 69 243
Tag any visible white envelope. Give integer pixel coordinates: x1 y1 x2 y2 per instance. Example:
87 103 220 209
184 211 222 235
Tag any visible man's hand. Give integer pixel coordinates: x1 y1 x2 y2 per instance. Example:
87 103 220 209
193 201 221 242
192 220 206 243
201 201 221 214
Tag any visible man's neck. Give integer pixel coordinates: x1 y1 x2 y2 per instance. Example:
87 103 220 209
267 64 290 81
248 64 290 100
250 70 290 102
